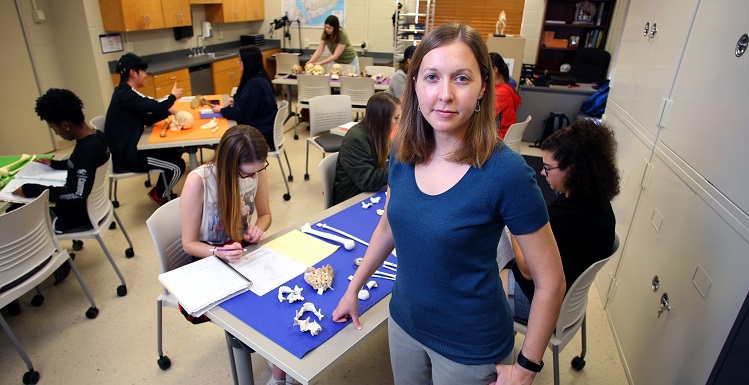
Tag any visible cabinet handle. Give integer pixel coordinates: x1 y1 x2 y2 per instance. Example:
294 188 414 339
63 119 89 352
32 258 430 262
170 76 177 80
736 34 748 57
643 22 649 37
144 15 148 25
650 23 658 39
657 293 671 318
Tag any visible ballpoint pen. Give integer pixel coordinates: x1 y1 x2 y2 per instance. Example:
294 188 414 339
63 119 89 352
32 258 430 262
210 247 248 253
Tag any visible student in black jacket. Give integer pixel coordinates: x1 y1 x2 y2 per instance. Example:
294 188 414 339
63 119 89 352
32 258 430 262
105 53 185 205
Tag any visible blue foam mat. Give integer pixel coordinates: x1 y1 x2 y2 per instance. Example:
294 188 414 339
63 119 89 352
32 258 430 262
219 191 393 358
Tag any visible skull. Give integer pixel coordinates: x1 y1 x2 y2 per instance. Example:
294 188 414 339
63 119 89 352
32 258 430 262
290 64 302 75
304 63 315 73
173 111 194 130
330 63 343 75
312 65 325 76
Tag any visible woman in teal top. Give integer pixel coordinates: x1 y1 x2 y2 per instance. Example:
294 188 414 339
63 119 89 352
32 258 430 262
306 15 360 74
332 23 566 385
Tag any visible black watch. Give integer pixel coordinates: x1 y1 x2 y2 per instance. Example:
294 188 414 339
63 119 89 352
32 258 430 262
517 351 544 372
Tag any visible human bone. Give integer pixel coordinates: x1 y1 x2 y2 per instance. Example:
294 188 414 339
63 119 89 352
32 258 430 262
190 95 212 109
293 317 322 336
358 289 370 300
376 209 384 216
278 286 292 302
369 196 381 204
373 73 386 83
331 63 343 74
301 223 355 250
295 302 323 320
304 265 334 295
200 117 218 129
312 65 325 76
278 285 304 303
290 64 302 75
366 281 378 290
361 202 372 209
304 63 315 73
173 111 194 130
330 73 339 80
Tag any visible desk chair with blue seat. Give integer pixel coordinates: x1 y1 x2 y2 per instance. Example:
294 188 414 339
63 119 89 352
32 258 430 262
0 190 98 385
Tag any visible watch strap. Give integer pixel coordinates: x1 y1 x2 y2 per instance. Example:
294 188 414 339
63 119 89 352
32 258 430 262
517 351 544 372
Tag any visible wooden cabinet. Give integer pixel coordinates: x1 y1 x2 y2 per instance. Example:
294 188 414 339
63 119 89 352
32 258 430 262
153 68 191 97
99 0 191 31
261 48 280 80
536 0 617 74
100 0 165 31
212 57 241 95
110 73 156 97
161 0 192 27
205 0 263 23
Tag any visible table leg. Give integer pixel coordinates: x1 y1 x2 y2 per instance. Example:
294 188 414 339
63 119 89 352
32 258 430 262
283 84 294 124
225 331 255 385
184 146 199 170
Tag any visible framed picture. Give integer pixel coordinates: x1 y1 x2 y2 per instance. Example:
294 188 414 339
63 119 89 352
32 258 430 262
99 33 123 54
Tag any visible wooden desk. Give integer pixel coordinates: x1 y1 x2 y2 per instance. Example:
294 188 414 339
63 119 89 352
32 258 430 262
207 192 390 385
516 84 597 142
136 95 236 170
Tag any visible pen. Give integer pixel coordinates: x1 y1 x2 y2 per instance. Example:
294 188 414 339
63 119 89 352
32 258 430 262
210 247 248 253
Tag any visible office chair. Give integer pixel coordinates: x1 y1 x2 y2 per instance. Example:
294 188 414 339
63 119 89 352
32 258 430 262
357 56 374 71
569 48 611 84
269 100 293 201
295 74 332 139
503 115 532 154
89 115 167 208
513 233 620 385
304 95 351 181
146 198 243 383
0 190 98 385
55 157 133 297
340 77 375 119
364 65 395 78
318 152 339 209
274 52 300 77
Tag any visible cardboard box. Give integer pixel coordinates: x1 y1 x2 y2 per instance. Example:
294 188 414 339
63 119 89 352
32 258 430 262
541 31 556 47
549 39 569 48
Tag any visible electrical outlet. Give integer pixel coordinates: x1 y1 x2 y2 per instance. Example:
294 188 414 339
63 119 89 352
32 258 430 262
218 30 224 40
304 39 309 48
125 42 134 52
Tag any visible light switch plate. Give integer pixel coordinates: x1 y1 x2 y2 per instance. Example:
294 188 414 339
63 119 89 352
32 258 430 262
125 42 134 52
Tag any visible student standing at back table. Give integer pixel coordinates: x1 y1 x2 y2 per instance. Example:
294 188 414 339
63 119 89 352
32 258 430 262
306 15 360 74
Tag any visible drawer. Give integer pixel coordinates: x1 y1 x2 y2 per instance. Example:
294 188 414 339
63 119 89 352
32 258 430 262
154 79 191 98
152 68 189 87
212 57 240 73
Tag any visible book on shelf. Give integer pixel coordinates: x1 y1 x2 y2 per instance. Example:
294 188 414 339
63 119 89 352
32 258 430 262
158 255 253 317
546 20 566 25
0 161 67 203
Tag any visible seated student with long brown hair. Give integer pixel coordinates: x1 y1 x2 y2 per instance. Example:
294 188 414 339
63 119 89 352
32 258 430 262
501 120 620 321
332 92 401 205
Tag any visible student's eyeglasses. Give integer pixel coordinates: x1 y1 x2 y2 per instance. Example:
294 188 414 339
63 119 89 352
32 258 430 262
238 160 269 179
542 164 560 174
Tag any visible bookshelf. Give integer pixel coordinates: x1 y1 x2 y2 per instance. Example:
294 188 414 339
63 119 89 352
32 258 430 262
536 0 616 74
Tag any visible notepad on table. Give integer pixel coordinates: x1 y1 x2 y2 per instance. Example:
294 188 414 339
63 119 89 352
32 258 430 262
0 161 67 203
158 255 252 316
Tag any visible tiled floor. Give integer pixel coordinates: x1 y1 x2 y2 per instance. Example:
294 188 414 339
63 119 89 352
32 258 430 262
0 110 629 384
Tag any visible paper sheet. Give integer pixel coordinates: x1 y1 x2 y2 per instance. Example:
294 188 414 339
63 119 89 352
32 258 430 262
263 229 340 266
230 247 308 296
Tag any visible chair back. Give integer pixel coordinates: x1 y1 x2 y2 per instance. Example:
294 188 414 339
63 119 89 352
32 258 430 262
272 100 289 153
358 56 374 70
0 190 60 295
85 157 115 232
570 48 611 84
365 66 395 78
340 77 375 107
309 95 352 137
504 115 532 153
275 53 300 77
146 198 192 276
90 115 105 132
318 152 339 209
297 74 332 103
554 233 620 338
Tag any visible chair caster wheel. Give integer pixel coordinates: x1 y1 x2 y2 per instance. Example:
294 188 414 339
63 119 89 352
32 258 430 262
4 300 21 316
112 200 120 208
158 355 172 370
571 356 586 370
22 369 39 384
125 248 134 258
288 175 294 182
31 294 44 307
283 193 291 201
72 240 83 251
117 285 127 297
109 221 117 230
145 180 152 188
294 134 299 140
304 174 309 181
86 307 99 319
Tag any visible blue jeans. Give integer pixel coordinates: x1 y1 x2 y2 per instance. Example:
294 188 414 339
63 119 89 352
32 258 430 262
507 269 532 321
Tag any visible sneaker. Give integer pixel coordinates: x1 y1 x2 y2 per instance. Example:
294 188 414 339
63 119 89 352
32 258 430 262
265 378 285 385
148 187 169 206
286 375 300 385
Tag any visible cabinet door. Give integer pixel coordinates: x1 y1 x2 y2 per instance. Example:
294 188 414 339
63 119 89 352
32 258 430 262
162 0 191 27
153 69 190 97
213 68 240 95
124 0 165 30
609 0 698 138
607 151 749 385
657 0 749 215
206 0 245 23
596 103 654 303
244 0 264 21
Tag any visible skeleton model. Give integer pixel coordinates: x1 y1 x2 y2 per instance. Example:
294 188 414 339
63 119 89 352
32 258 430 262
304 62 315 73
172 111 194 130
312 64 325 76
304 265 334 295
496 11 507 36
290 64 303 76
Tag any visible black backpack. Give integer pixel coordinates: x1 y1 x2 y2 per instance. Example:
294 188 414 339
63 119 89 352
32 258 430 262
532 112 570 148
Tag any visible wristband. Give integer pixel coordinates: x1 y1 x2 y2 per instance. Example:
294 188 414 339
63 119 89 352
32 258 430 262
517 351 544 373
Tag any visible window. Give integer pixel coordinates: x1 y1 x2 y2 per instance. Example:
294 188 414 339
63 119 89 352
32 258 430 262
433 0 525 39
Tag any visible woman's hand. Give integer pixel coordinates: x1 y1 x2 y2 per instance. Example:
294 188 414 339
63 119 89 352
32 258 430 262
211 104 222 113
332 290 362 329
216 242 244 263
243 225 266 244
491 363 536 385
34 158 52 166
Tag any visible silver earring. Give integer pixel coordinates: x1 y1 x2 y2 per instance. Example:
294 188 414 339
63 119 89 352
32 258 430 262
417 105 421 112
474 101 481 112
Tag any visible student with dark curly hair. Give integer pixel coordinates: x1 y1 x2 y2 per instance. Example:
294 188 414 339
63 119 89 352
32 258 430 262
501 119 620 321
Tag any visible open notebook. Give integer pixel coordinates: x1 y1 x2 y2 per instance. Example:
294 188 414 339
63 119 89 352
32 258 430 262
0 161 66 203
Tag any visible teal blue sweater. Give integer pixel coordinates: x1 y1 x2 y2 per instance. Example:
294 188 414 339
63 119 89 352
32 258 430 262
388 144 548 364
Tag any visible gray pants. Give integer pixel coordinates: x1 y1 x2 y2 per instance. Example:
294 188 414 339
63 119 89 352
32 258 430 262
388 318 513 385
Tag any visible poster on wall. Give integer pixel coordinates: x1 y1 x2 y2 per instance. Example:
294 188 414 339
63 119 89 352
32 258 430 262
99 33 123 54
281 0 345 28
